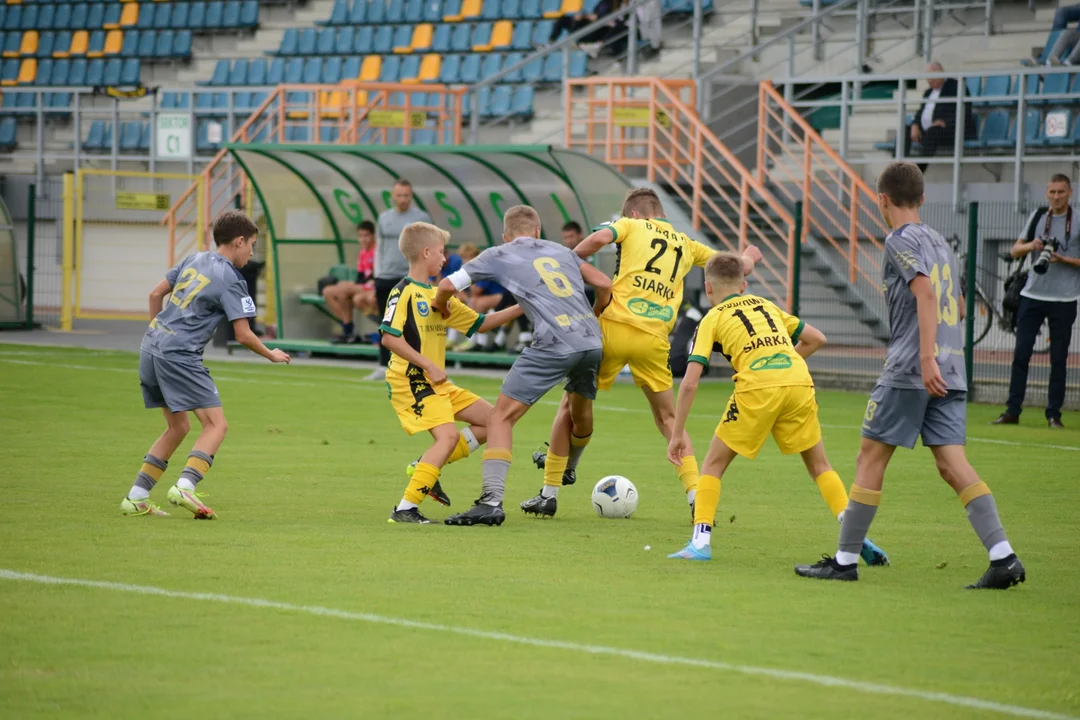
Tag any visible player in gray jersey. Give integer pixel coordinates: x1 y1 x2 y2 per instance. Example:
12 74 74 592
121 211 290 520
434 205 612 526
796 162 1025 589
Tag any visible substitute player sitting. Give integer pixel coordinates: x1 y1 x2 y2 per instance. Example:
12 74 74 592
434 205 612 526
381 222 523 524
121 210 291 519
665 252 889 564
533 188 761 517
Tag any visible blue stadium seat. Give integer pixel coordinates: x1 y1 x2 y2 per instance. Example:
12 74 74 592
51 59 70 86
406 0 425 23
355 25 374 53
964 76 981 100
87 5 105 32
440 53 461 83
521 0 541 19
223 1 242 29
55 5 73 32
48 92 72 113
450 23 470 51
20 6 39 32
510 20 532 50
286 125 310 143
335 27 354 54
400 54 420 81
87 30 105 57
205 59 229 85
103 4 122 30
982 110 1011 148
1038 29 1066 65
173 3 190 29
247 58 267 85
240 0 259 28
541 52 561 82
1023 108 1043 146
196 91 226 113
0 58 17 86
161 91 189 109
460 53 481 83
392 24 412 50
480 52 501 80
979 75 1011 106
120 120 141 153
53 31 73 58
482 0 501 21
532 20 553 45
432 23 451 52
472 23 492 48
443 0 463 18
490 84 511 116
522 56 542 83
174 30 192 58
38 32 56 59
1011 73 1040 101
39 5 56 32
206 2 224 30
154 4 172 30
229 58 249 85
158 30 178 59
36 59 53 86
317 28 335 54
963 114 982 149
268 57 285 84
71 4 90 31
424 0 443 22
189 2 207 30
343 55 362 78
298 28 317 54
138 30 156 58
0 33 18 58
86 59 105 86
0 117 18 150
69 58 87 86
279 28 299 55
374 25 393 53
325 0 349 25
569 50 587 77
387 0 406 23
0 7 16 32
502 0 523 19
503 52 523 82
1036 73 1071 105
323 55 343 82
303 57 323 83
103 58 122 85
381 54 401 81
369 0 387 24
320 125 340 143
350 0 369 25
1048 110 1074 146
196 120 219 152
84 120 109 152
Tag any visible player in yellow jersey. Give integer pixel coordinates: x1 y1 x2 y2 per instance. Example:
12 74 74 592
380 222 523 524
664 252 890 564
530 188 760 517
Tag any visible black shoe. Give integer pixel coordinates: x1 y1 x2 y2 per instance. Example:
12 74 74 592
329 333 358 345
530 446 576 486
532 445 549 469
387 506 435 524
794 554 859 581
967 554 1026 589
427 480 452 507
1049 417 1065 429
520 491 557 518
444 499 505 526
991 413 1019 425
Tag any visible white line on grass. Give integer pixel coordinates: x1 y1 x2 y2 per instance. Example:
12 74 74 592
4 358 1079 453
0 569 1072 720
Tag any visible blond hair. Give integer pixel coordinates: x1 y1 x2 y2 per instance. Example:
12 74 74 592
705 252 744 288
458 242 480 261
621 188 664 218
503 205 541 239
398 221 450 262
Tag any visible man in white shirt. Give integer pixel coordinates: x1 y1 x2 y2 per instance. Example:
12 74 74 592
904 62 969 173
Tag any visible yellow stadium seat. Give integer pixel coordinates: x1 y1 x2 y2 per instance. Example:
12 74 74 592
445 0 481 21
489 20 512 49
17 57 36 84
547 0 582 17
18 30 37 56
320 90 344 119
6 0 23 6
104 30 123 55
120 3 139 26
69 30 89 56
417 54 441 82
393 26 414 54
411 24 433 52
356 90 368 106
360 55 381 82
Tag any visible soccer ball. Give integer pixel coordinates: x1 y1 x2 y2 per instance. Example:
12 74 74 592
591 476 639 518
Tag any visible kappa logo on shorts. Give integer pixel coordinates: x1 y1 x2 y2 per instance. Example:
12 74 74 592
627 297 674 322
723 398 739 424
749 353 793 371
417 300 430 317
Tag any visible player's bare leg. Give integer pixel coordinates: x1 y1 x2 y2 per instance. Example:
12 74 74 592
669 434 737 561
799 440 889 566
165 406 227 519
522 392 592 517
930 445 1025 589
643 385 699 515
324 283 357 343
391 423 458 524
121 408 190 517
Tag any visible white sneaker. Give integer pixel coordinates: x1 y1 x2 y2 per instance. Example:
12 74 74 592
366 366 387 381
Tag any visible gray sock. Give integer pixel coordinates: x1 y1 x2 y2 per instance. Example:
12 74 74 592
179 450 214 486
135 454 168 492
837 499 877 555
965 494 1008 552
566 433 590 471
481 458 510 505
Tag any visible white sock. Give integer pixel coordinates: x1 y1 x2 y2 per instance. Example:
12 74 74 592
835 550 860 566
176 477 196 492
541 485 559 499
475 332 491 348
989 540 1014 562
396 499 418 512
461 426 480 452
494 328 507 346
691 523 712 549
686 489 697 505
481 499 500 506
127 486 150 501
837 510 845 524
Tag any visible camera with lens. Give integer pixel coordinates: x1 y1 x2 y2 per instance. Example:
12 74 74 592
1032 236 1060 275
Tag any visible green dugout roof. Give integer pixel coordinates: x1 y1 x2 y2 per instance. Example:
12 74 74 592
225 144 633 338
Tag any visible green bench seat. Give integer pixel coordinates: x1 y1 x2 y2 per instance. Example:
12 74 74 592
228 339 517 367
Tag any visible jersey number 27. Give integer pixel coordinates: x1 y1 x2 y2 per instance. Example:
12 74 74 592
170 267 211 310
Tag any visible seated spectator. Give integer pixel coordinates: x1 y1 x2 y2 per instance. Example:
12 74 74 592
544 0 616 54
324 221 378 344
1042 4 1080 66
904 62 976 173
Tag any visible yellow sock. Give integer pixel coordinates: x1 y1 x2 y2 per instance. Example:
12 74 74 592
958 481 991 507
849 484 882 507
678 455 699 495
544 452 569 487
184 455 211 477
403 462 440 505
446 432 470 465
140 461 166 483
814 470 849 519
693 474 721 526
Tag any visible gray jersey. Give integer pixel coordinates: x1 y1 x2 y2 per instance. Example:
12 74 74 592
141 251 256 359
1020 208 1080 302
453 237 602 355
878 223 967 391
376 205 432 279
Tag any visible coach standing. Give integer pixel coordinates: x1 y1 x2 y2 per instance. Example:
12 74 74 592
368 178 431 381
992 174 1080 428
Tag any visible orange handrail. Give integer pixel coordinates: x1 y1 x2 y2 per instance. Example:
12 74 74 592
566 76 796 309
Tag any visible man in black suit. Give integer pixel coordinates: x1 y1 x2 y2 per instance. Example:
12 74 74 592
904 62 975 173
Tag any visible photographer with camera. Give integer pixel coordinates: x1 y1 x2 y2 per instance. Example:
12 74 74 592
993 174 1080 428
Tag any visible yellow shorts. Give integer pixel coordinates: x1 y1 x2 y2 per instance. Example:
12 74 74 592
386 373 482 436
597 318 673 393
715 385 822 459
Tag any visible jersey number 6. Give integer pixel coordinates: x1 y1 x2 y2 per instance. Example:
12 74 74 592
534 257 574 297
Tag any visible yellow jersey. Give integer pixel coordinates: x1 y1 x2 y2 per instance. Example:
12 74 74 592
379 277 484 378
688 294 812 391
595 217 715 339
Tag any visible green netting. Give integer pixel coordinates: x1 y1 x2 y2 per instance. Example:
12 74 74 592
227 144 633 338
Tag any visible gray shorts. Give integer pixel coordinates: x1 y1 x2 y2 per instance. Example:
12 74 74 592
861 385 966 449
501 347 603 406
139 351 221 412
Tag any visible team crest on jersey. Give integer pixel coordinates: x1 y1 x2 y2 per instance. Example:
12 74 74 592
417 299 430 317
627 297 674 321
749 352 793 371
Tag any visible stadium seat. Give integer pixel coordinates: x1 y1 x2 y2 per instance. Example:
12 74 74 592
51 58 70 85
189 2 207 30
119 120 141 152
18 30 40 58
1038 29 1066 65
502 0 523 19
424 0 444 22
532 20 553 45
399 53 420 81
174 31 192 59
19 6 39 33
121 57 138 84
432 23 451 52
510 20 532 50
268 57 285 84
84 119 110 152
1 33 18 59
443 0 463 20
374 26 393 53
85 58 104 86
388 0 406 24
343 55 362 79
69 58 87 85
480 52 501 80
320 125 340 143
325 0 349 25
103 58 122 86
450 23 470 51
155 30 174 59
406 0 425 22
369 0 386 24
88 5 105 32
460 52 480 82
303 57 323 83
359 54 380 81
324 55 343 83
35 59 53 85
483 0 502 21
411 23 433 51
1023 109 1043 147
490 20 512 49
472 22 493 51
0 58 16 87
48 92 72 113
206 2 224 30
279 28 299 55
55 6 73 33
335 27 354 54
298 28 316 55
502 51 523 81
541 52 561 82
350 0 369 25
173 4 190 30
52 31 72 58
490 84 511 116
1011 74 1040 101
229 58 249 85
103 30 122 56
541 0 562 17
355 26 374 53
522 56 542 83
137 30 154 59
204 58 229 85
161 91 191 109
393 25 413 53
569 49 586 77
381 55 402 81
964 76 981 100
120 30 137 58
153 5 172 31
39 6 57 33
522 0 542 18
223 1 242 29
136 3 155 31
69 30 88 56
439 53 460 82
982 110 1012 148
979 75 1011 106
240 1 259 28
1036 73 1071 106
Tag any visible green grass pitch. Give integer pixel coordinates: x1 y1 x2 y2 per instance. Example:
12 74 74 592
0 344 1078 719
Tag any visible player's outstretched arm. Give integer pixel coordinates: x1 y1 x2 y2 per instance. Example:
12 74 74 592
233 319 290 364
148 278 172 321
381 332 446 384
575 227 615 259
910 274 948 397
579 263 613 316
667 362 703 465
478 304 524 333
434 278 460 317
793 323 827 359
741 244 763 275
